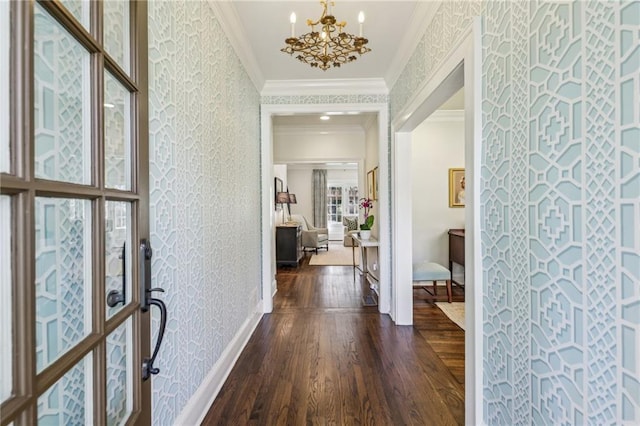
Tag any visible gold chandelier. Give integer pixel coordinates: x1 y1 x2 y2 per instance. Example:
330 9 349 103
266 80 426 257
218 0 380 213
281 1 371 71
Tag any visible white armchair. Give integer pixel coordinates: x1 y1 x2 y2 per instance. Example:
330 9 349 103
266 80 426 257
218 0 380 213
290 214 329 253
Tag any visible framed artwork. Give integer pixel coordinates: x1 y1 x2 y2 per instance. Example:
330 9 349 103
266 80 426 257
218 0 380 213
373 166 379 200
274 177 283 208
367 169 375 200
449 168 465 207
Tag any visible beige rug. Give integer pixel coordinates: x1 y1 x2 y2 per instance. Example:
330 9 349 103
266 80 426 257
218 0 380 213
435 302 465 330
309 245 360 266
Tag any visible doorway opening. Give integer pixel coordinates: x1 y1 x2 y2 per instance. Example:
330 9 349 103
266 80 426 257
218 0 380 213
261 105 390 315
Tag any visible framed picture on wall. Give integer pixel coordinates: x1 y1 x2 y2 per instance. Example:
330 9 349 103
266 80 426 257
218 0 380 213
274 177 283 208
367 169 375 200
449 168 465 207
373 166 379 200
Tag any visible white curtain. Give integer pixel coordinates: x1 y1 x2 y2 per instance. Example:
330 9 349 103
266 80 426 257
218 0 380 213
312 169 327 228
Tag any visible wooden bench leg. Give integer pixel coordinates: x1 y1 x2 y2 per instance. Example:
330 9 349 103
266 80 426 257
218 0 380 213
446 279 452 303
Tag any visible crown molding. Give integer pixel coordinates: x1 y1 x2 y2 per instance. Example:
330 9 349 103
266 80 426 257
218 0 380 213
273 124 365 135
385 1 442 89
261 78 388 97
207 0 265 91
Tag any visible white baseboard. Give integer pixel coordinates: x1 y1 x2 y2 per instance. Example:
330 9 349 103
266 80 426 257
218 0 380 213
173 302 263 425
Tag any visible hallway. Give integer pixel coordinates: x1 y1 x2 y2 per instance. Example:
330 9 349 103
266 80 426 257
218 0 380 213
203 256 465 425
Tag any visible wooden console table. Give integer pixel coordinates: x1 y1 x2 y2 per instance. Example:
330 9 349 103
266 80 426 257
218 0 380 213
448 229 465 286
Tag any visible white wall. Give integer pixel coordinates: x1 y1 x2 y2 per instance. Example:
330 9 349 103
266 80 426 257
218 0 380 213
274 128 365 163
286 167 312 220
411 111 465 266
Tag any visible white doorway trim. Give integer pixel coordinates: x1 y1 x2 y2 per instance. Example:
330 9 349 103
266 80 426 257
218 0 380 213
260 103 390 315
390 18 483 425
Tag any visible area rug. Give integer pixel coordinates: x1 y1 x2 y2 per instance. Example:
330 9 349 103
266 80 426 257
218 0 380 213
309 245 360 266
435 302 465 330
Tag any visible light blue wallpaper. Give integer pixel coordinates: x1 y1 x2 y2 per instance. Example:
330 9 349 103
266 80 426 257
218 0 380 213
391 0 640 424
482 0 640 423
148 0 261 424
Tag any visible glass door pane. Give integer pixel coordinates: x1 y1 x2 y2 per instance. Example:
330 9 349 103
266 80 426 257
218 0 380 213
0 196 11 402
34 3 91 185
0 0 8 173
106 201 132 318
106 319 133 425
327 185 343 223
104 72 131 190
35 197 92 372
103 0 130 73
58 0 90 30
37 354 93 425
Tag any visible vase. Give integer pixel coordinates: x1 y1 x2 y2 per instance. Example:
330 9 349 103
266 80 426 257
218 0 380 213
360 230 371 240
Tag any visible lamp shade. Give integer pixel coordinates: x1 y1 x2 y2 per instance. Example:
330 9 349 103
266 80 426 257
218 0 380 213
288 193 297 204
276 192 290 204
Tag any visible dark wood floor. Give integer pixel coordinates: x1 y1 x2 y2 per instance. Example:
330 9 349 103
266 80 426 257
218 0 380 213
203 249 465 425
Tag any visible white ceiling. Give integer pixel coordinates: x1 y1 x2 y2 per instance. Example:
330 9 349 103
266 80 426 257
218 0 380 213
216 1 435 87
215 1 462 128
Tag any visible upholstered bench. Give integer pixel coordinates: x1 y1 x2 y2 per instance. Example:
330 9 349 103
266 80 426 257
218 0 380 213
412 261 452 303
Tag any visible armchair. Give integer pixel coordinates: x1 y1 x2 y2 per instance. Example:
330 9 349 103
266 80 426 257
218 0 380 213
290 214 329 253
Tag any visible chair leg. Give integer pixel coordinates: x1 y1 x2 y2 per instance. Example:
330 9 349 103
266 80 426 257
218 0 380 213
446 279 452 303
432 280 437 297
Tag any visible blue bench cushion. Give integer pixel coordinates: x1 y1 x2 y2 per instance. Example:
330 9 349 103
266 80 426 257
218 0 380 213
413 262 451 281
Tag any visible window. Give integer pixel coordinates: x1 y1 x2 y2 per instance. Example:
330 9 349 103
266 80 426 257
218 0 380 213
345 186 359 215
327 184 358 223
327 185 342 222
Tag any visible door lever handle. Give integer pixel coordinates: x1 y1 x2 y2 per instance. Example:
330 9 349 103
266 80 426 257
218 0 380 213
142 296 167 381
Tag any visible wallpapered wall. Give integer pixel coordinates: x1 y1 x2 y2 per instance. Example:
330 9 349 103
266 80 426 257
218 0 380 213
391 0 639 424
148 1 261 424
482 1 639 423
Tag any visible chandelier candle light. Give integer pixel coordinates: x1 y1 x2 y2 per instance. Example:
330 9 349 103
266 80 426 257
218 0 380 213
281 0 371 71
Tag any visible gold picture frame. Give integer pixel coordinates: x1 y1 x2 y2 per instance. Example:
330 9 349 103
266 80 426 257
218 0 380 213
449 168 465 207
373 166 379 200
367 169 375 200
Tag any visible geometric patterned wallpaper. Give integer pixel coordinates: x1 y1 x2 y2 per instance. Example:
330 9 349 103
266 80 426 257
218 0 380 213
391 0 640 424
482 0 639 423
148 1 261 424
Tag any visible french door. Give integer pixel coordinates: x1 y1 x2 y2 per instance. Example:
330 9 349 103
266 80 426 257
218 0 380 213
1 0 152 424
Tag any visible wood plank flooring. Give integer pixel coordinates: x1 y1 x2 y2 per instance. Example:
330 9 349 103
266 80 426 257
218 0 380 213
203 249 465 425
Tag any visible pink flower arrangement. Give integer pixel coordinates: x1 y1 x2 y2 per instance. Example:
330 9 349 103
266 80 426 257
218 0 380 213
359 197 374 230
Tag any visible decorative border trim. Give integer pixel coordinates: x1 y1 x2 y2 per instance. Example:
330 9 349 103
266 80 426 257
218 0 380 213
173 305 264 426
261 78 388 97
206 0 264 90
